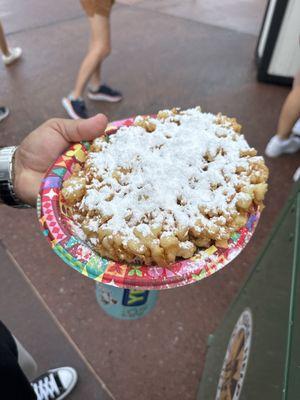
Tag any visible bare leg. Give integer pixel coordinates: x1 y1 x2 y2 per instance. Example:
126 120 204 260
277 85 300 139
72 14 110 99
265 70 300 156
88 14 111 89
0 21 10 56
89 61 101 89
89 48 102 89
293 69 300 88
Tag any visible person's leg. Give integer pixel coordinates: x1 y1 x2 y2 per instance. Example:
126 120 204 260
13 336 38 381
293 69 300 88
0 20 22 65
291 69 300 135
0 321 36 399
89 61 101 89
0 21 10 56
276 85 300 139
265 71 300 157
62 14 111 119
89 44 102 90
0 321 78 399
87 28 123 102
72 14 111 99
63 0 122 118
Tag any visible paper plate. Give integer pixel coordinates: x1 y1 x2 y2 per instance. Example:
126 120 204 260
38 117 261 290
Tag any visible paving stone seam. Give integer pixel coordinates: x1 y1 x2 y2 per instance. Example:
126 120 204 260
3 2 259 40
124 3 260 37
3 3 132 37
5 247 117 400
4 14 84 37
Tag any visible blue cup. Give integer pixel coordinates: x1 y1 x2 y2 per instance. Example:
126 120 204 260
95 282 158 320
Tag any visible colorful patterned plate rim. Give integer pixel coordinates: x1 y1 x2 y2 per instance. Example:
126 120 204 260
38 117 261 290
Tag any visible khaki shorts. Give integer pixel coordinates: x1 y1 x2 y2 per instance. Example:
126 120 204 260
80 0 115 18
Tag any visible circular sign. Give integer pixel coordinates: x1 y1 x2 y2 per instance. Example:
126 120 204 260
215 308 253 400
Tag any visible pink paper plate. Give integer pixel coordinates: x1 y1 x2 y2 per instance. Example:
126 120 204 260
37 117 261 290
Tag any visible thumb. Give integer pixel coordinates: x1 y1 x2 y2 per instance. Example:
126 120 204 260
58 113 108 143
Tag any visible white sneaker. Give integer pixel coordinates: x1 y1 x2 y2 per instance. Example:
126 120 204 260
265 134 300 157
293 167 300 182
31 367 78 400
292 118 300 135
2 47 22 65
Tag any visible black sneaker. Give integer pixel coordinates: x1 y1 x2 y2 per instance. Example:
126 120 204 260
62 96 88 119
88 84 123 102
0 106 10 122
31 367 78 400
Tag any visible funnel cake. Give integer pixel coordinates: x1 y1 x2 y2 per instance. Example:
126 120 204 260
62 107 268 267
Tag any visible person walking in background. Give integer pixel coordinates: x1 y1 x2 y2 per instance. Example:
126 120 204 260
62 0 122 120
265 69 300 157
0 20 22 122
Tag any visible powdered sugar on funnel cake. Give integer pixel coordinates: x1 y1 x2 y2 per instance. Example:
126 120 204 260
62 107 268 267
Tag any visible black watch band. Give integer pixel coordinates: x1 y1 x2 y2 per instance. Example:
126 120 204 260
0 146 31 208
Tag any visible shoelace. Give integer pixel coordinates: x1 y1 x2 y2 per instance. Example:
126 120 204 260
32 373 60 400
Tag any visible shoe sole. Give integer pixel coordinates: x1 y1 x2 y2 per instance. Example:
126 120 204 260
62 98 81 120
0 108 10 122
3 58 21 66
87 92 122 102
265 149 282 158
265 144 300 158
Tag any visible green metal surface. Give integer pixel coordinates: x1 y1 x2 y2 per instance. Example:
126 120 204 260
198 182 300 400
284 193 300 399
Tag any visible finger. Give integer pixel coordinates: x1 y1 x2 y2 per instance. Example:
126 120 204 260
55 113 108 143
19 114 108 173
